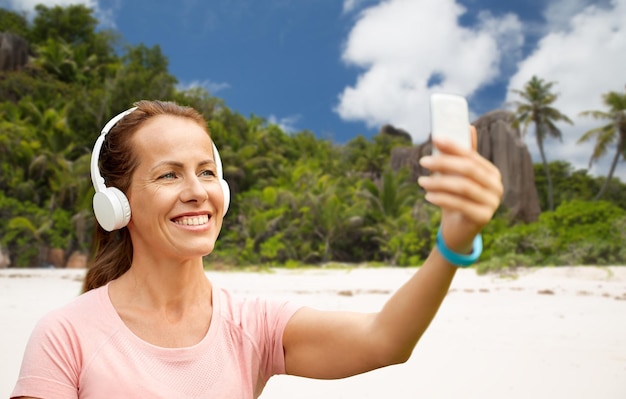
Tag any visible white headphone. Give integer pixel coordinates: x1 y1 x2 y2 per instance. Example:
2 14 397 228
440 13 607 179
90 107 231 232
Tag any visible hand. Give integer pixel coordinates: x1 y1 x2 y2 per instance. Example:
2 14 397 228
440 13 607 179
417 126 503 252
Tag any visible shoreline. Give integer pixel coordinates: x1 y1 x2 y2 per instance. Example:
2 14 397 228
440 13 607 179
2 266 625 398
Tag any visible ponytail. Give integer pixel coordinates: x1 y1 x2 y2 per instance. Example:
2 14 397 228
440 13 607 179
82 227 133 292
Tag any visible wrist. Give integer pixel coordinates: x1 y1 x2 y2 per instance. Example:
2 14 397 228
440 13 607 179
435 227 482 267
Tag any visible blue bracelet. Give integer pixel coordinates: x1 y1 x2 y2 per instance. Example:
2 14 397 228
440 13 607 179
436 227 482 267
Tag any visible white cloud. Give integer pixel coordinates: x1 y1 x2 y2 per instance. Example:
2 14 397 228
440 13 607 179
335 0 523 142
543 0 608 33
268 114 301 134
342 0 378 14
5 0 118 28
6 0 97 11
179 79 231 95
506 0 626 179
343 0 361 13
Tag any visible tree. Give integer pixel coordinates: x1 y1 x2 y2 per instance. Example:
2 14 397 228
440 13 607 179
30 4 98 46
342 134 409 180
33 38 77 82
360 168 422 264
532 161 599 210
108 43 177 111
578 88 626 199
510 76 573 211
0 8 29 37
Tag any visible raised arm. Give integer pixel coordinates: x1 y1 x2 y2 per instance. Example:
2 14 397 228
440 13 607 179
283 127 503 379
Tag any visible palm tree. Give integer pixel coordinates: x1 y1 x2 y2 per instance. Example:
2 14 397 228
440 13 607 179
578 88 626 199
510 76 573 211
7 216 53 266
360 168 415 220
359 168 418 264
22 101 80 210
33 38 77 83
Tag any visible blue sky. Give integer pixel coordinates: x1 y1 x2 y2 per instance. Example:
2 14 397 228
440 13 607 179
4 0 626 178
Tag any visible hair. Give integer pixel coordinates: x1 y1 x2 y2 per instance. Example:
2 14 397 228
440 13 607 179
82 100 209 293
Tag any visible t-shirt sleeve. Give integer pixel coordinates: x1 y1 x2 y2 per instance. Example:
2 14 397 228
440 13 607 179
244 297 301 380
266 300 301 377
11 311 80 399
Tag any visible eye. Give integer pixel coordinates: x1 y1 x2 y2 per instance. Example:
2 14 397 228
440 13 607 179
200 169 216 178
158 172 177 180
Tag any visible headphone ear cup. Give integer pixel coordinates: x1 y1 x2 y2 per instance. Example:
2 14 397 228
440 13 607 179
93 187 131 232
220 178 230 215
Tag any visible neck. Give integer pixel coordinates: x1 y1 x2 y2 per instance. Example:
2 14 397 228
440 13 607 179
108 255 214 348
113 256 211 310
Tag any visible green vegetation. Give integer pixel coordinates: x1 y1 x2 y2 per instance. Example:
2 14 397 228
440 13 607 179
478 200 626 274
1 5 625 272
510 76 573 211
578 89 626 200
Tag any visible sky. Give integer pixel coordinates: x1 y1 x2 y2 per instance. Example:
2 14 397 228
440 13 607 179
3 0 626 179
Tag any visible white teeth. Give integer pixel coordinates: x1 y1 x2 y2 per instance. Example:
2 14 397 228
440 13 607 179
174 215 209 226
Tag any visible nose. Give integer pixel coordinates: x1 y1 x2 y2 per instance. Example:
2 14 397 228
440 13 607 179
180 175 209 203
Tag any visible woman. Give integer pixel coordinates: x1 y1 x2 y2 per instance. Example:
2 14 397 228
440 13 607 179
12 100 503 398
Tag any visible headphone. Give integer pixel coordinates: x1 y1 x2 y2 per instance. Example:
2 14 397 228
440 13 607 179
90 107 231 232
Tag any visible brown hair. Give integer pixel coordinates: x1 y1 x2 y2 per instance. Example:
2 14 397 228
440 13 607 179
82 100 209 292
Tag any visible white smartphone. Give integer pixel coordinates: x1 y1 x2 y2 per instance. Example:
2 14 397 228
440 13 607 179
429 93 471 156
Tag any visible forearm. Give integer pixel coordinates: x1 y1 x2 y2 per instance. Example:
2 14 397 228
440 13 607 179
370 248 458 364
367 128 502 363
285 130 502 378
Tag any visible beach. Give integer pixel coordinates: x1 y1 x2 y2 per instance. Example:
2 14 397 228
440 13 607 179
1 266 625 398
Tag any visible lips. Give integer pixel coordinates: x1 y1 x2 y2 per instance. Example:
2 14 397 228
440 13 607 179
172 214 210 226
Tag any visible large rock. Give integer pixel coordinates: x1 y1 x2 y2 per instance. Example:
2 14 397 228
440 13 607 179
474 110 541 222
0 32 30 71
66 251 88 269
47 248 66 268
0 245 10 268
390 110 541 223
379 124 412 143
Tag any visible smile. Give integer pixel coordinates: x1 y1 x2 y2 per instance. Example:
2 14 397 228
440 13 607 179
172 215 209 226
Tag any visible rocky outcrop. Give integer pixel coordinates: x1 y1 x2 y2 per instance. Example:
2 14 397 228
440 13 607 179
390 110 541 223
474 110 541 223
47 248 66 268
66 251 88 269
379 124 412 143
0 32 30 71
389 141 432 181
0 245 10 268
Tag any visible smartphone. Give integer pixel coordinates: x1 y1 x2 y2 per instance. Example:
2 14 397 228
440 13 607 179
429 93 471 156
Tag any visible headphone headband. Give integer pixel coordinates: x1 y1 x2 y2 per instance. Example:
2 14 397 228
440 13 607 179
90 107 137 193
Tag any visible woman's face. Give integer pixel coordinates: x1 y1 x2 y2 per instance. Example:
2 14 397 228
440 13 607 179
125 114 225 262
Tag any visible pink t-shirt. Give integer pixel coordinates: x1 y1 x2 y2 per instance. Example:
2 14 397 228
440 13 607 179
12 283 301 399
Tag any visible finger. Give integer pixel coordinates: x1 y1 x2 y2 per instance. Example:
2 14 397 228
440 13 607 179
431 137 472 157
471 125 477 151
424 191 498 226
418 174 502 213
420 153 502 194
431 125 476 155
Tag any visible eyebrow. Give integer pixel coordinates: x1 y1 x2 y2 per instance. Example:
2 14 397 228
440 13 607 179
150 159 215 171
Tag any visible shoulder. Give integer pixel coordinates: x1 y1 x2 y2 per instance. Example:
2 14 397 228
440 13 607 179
30 285 118 350
12 287 117 397
211 286 303 378
38 286 110 327
215 286 301 331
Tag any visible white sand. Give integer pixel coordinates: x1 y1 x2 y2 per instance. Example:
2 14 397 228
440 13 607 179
1 266 625 398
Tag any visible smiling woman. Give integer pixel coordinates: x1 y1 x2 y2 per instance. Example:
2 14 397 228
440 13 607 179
83 101 229 291
10 99 504 399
